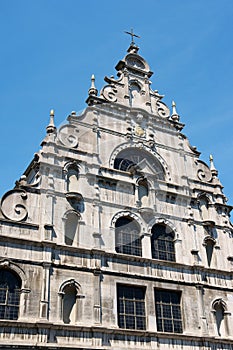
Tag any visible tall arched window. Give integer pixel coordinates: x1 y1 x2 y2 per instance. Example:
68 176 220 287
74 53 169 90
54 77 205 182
59 279 83 325
63 284 77 324
151 224 175 262
0 269 21 320
203 236 216 267
115 217 142 256
212 299 228 337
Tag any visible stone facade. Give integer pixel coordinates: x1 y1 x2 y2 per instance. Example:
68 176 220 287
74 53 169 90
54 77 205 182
0 42 232 349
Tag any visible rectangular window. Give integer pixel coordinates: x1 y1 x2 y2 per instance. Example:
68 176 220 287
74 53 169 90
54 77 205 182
117 285 146 330
155 290 182 333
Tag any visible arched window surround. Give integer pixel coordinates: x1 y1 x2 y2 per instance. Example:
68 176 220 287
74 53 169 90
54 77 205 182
0 260 30 321
203 235 216 267
148 218 179 263
63 161 80 193
109 143 171 181
197 192 214 224
58 279 84 324
148 218 178 239
211 298 230 337
112 211 145 257
136 177 150 207
151 224 176 262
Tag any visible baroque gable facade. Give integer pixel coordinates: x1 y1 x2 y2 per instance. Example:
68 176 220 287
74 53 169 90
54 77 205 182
0 41 233 350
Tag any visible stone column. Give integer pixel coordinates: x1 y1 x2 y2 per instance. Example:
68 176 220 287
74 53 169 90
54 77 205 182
141 233 152 259
174 237 182 263
40 262 51 320
195 284 208 335
18 288 31 320
93 267 102 324
92 201 102 249
40 185 55 242
57 291 64 322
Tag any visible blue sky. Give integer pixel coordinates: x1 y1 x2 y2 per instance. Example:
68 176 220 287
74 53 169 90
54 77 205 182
0 0 233 203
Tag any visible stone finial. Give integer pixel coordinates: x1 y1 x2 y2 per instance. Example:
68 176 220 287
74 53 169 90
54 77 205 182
46 109 56 134
88 74 98 96
171 101 180 122
209 154 218 176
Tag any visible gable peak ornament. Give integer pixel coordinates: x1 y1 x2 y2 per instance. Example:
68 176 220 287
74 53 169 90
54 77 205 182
124 28 140 54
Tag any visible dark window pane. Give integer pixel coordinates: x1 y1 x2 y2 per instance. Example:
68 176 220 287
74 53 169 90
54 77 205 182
125 300 134 314
163 305 172 318
0 289 7 303
155 290 182 334
118 315 125 328
126 315 135 329
117 285 146 330
164 319 173 332
137 316 146 330
151 224 175 262
174 320 183 333
0 270 21 320
115 217 142 256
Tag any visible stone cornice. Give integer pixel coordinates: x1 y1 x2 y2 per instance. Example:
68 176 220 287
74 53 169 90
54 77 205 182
0 320 232 346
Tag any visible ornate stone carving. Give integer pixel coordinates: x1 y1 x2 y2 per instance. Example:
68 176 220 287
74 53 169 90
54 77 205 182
58 124 79 148
156 101 170 118
1 189 28 221
196 160 212 182
101 85 118 102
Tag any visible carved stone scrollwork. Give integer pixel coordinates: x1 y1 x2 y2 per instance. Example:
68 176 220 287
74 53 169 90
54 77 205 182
101 85 118 102
1 189 28 222
156 101 170 118
196 160 212 182
58 124 79 148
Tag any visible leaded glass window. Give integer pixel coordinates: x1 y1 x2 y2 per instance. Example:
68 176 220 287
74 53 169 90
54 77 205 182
115 217 142 256
117 285 146 330
0 269 21 320
113 148 165 179
151 224 175 261
155 290 182 333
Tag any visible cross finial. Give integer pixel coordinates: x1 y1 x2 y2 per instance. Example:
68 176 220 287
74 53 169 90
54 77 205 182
124 28 140 45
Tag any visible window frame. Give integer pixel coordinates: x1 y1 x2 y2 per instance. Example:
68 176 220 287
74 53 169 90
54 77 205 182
115 216 142 257
154 289 183 333
117 284 146 330
151 224 176 262
0 269 21 320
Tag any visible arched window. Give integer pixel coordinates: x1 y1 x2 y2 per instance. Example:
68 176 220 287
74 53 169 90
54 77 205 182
0 269 21 320
64 211 80 246
113 148 165 180
151 224 175 262
212 299 228 337
203 236 216 267
115 216 142 256
130 82 143 107
63 284 77 324
67 166 79 193
59 279 83 324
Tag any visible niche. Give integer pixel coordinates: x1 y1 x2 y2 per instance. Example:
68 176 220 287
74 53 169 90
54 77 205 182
64 211 80 246
138 178 149 207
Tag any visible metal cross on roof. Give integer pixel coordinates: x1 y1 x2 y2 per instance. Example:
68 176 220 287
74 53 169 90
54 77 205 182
124 28 140 45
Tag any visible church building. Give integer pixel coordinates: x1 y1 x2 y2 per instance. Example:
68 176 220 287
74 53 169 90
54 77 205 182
0 36 233 349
